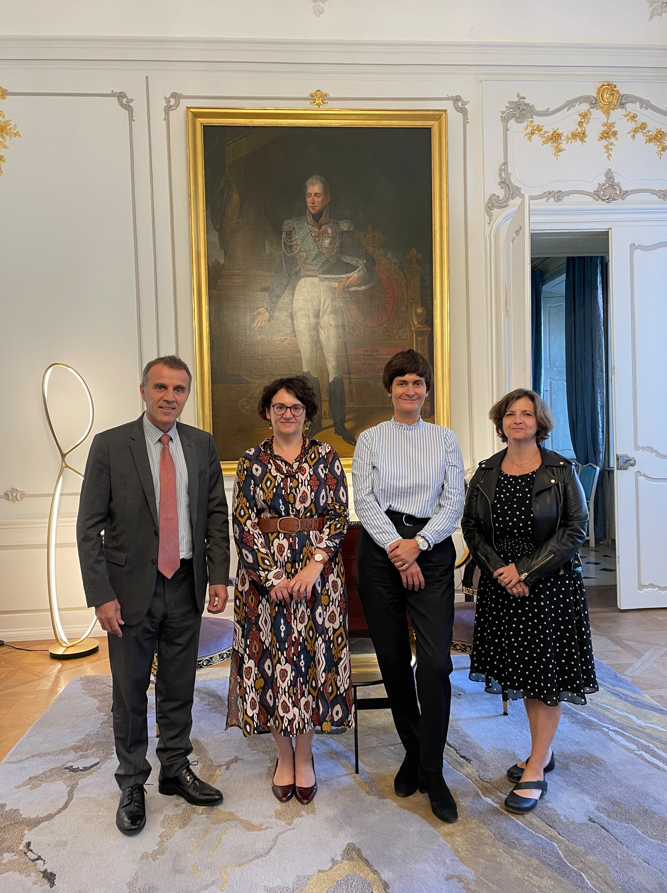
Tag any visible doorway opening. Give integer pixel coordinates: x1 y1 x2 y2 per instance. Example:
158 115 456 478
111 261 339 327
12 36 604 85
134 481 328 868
530 230 616 593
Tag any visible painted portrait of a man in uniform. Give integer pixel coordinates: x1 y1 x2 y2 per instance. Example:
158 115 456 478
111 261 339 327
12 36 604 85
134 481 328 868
252 175 377 445
198 120 439 465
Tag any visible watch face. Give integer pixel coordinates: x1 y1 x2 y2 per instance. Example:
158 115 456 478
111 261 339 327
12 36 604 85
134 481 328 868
314 552 325 562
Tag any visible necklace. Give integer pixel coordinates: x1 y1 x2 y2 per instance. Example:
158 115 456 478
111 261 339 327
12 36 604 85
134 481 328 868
507 448 540 468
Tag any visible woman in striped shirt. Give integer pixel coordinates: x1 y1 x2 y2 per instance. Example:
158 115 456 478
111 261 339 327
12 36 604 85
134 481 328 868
352 350 465 823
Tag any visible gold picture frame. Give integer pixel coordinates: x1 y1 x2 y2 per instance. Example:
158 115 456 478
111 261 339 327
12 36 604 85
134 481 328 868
187 107 449 476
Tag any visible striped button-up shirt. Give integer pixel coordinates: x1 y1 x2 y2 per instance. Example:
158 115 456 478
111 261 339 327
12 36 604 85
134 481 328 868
143 413 192 559
352 417 465 550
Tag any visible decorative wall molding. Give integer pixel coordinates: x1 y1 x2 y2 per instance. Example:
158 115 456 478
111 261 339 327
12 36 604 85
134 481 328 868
648 1 667 20
2 488 25 503
4 88 144 384
312 0 329 16
486 85 667 221
2 37 666 73
523 83 666 162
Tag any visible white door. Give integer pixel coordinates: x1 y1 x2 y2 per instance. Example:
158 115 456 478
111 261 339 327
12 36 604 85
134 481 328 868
609 226 667 610
506 196 532 391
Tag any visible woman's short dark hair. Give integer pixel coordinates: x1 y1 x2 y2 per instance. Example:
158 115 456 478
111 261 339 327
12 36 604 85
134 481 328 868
257 376 319 423
489 389 555 444
382 349 433 392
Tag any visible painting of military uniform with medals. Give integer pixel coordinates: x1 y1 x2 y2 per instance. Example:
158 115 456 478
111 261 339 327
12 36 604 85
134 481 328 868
188 108 449 472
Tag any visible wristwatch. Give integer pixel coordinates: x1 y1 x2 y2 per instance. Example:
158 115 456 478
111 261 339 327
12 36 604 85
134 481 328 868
313 552 326 563
415 535 431 552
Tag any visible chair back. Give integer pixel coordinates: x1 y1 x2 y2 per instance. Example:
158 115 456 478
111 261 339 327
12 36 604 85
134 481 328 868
578 463 600 502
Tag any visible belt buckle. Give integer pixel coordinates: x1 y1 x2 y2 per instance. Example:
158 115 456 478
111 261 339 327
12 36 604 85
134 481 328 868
402 513 414 527
276 517 295 533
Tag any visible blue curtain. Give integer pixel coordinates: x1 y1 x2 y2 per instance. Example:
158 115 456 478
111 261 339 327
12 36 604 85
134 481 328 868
531 269 543 394
565 257 606 541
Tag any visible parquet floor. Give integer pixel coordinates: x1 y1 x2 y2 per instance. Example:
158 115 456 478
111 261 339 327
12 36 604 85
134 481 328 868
1 587 666 761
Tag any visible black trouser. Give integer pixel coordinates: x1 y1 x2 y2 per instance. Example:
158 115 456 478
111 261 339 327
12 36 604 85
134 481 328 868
357 514 456 772
107 560 201 789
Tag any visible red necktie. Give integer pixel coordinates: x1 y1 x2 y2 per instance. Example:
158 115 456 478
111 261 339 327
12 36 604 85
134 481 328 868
158 433 180 579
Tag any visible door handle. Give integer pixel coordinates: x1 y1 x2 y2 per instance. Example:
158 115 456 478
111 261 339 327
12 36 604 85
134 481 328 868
616 454 637 471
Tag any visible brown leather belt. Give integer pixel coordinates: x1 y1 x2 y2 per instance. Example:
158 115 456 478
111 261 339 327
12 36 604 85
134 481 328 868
257 517 325 533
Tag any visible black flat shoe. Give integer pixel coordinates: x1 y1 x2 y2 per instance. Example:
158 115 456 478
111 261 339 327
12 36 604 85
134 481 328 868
271 758 294 803
158 765 223 806
418 769 458 823
504 779 547 814
116 784 146 835
295 756 317 805
394 753 421 798
507 751 555 783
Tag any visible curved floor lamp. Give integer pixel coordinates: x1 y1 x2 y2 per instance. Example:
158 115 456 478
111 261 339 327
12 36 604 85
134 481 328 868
42 364 99 659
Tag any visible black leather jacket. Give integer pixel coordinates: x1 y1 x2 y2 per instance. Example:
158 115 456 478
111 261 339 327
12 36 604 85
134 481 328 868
461 447 588 588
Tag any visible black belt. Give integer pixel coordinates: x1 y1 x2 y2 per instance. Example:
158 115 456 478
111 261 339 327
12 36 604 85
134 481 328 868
385 510 430 527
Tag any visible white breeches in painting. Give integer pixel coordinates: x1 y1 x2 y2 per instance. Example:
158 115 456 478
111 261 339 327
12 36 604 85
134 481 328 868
292 277 343 381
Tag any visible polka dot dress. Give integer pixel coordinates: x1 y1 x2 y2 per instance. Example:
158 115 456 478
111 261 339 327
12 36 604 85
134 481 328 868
469 469 599 706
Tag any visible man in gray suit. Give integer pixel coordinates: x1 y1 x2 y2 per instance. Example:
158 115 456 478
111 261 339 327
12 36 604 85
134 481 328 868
77 355 230 835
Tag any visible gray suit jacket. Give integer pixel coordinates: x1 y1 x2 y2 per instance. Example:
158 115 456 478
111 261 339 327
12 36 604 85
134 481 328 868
76 415 229 625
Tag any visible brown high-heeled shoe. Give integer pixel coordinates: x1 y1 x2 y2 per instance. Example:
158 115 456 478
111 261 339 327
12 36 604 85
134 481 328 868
294 756 317 805
271 758 294 803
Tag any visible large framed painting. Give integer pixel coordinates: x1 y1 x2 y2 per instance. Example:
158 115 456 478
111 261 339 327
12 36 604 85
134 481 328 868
187 107 449 475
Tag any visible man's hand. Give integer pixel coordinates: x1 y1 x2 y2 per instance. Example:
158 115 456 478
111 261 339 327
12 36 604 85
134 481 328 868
207 584 229 614
269 576 293 605
335 272 360 297
399 562 426 591
493 563 521 590
95 599 124 637
387 538 421 570
252 308 270 330
289 559 323 600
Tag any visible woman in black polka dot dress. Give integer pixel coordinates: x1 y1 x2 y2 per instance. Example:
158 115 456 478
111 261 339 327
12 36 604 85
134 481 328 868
462 389 598 815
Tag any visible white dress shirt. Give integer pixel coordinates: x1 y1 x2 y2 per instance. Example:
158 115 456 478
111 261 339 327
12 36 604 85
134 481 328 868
352 417 465 550
143 413 192 559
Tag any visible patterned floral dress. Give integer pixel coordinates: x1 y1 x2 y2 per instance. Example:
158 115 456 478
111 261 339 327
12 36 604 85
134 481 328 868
227 436 354 736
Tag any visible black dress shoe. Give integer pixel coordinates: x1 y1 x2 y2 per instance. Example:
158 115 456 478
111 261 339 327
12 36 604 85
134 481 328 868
507 751 555 783
418 769 458 823
116 784 146 835
158 765 223 806
394 753 421 798
504 779 547 814
294 756 317 805
271 758 294 803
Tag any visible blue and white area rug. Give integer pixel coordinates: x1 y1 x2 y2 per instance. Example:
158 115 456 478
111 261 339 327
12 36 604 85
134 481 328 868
1 657 666 892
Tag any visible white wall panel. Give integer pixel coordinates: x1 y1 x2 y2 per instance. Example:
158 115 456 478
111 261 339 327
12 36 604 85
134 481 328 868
0 33 666 635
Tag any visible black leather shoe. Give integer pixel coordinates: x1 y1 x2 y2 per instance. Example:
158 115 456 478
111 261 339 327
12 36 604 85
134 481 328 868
116 784 146 835
504 779 547 814
394 753 421 798
418 769 458 823
158 765 223 806
507 751 555 783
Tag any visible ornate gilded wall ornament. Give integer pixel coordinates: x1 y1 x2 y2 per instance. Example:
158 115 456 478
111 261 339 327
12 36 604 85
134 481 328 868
487 84 667 220
309 89 330 108
522 83 664 163
624 110 667 159
0 87 21 176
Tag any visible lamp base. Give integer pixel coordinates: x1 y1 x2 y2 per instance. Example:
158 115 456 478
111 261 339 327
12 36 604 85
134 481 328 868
49 638 100 660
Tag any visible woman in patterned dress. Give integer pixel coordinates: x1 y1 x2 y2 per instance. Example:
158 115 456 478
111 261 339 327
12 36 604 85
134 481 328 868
462 389 598 815
227 376 353 804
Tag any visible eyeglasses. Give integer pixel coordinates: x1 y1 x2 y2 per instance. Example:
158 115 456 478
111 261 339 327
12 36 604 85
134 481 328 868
271 403 306 417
